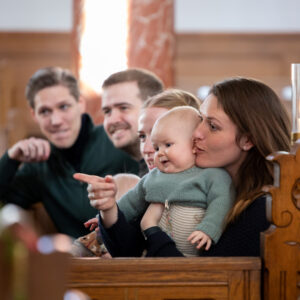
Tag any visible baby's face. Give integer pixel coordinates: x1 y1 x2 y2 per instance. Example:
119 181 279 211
151 124 195 173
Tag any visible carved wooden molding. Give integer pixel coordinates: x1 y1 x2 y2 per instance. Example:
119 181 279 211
291 177 300 210
262 143 300 300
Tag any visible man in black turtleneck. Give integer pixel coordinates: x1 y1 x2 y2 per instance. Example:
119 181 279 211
0 67 139 238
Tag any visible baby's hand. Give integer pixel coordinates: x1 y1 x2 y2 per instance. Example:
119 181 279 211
140 203 164 231
84 217 99 232
73 173 117 211
187 230 212 250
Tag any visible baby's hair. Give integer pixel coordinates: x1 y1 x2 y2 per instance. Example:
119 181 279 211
153 106 201 136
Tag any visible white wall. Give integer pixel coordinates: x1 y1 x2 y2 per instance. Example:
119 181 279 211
175 0 300 33
0 0 72 32
1 0 300 33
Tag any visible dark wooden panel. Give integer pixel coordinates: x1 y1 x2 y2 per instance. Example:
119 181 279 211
175 33 300 119
0 32 73 147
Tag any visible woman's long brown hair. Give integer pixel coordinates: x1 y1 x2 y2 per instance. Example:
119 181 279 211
210 77 291 223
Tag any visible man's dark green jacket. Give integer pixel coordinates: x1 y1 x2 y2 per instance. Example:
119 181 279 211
0 114 139 238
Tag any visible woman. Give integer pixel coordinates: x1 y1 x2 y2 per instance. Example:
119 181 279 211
146 77 291 257
93 77 291 257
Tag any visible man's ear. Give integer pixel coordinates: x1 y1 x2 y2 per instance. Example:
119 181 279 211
239 135 254 151
30 107 38 123
78 96 86 113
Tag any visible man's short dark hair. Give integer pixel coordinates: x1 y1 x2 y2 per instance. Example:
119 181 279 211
25 67 80 108
102 68 164 101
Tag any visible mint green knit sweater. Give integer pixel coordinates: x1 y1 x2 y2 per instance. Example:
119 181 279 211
118 166 235 243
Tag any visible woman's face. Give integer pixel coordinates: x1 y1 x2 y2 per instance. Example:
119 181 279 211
193 94 249 179
138 107 169 170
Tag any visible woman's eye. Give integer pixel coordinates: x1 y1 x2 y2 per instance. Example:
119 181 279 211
209 122 218 131
138 134 146 142
154 146 159 151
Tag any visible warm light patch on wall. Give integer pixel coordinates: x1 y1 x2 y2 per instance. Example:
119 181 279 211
79 0 128 93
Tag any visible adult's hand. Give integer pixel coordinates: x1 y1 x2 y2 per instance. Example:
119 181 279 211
8 137 51 163
73 173 118 228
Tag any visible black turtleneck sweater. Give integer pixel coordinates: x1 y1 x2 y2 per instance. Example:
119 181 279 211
60 114 90 171
0 114 139 238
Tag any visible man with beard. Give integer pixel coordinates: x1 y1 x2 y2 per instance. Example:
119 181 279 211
70 69 164 257
101 68 164 176
0 67 139 239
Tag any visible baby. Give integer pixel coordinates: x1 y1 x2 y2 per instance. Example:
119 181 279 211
117 106 235 256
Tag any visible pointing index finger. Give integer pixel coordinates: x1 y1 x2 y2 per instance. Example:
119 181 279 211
73 173 105 184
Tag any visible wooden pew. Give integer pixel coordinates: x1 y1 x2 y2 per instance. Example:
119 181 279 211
67 144 300 300
0 205 89 300
262 146 300 299
69 257 261 299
